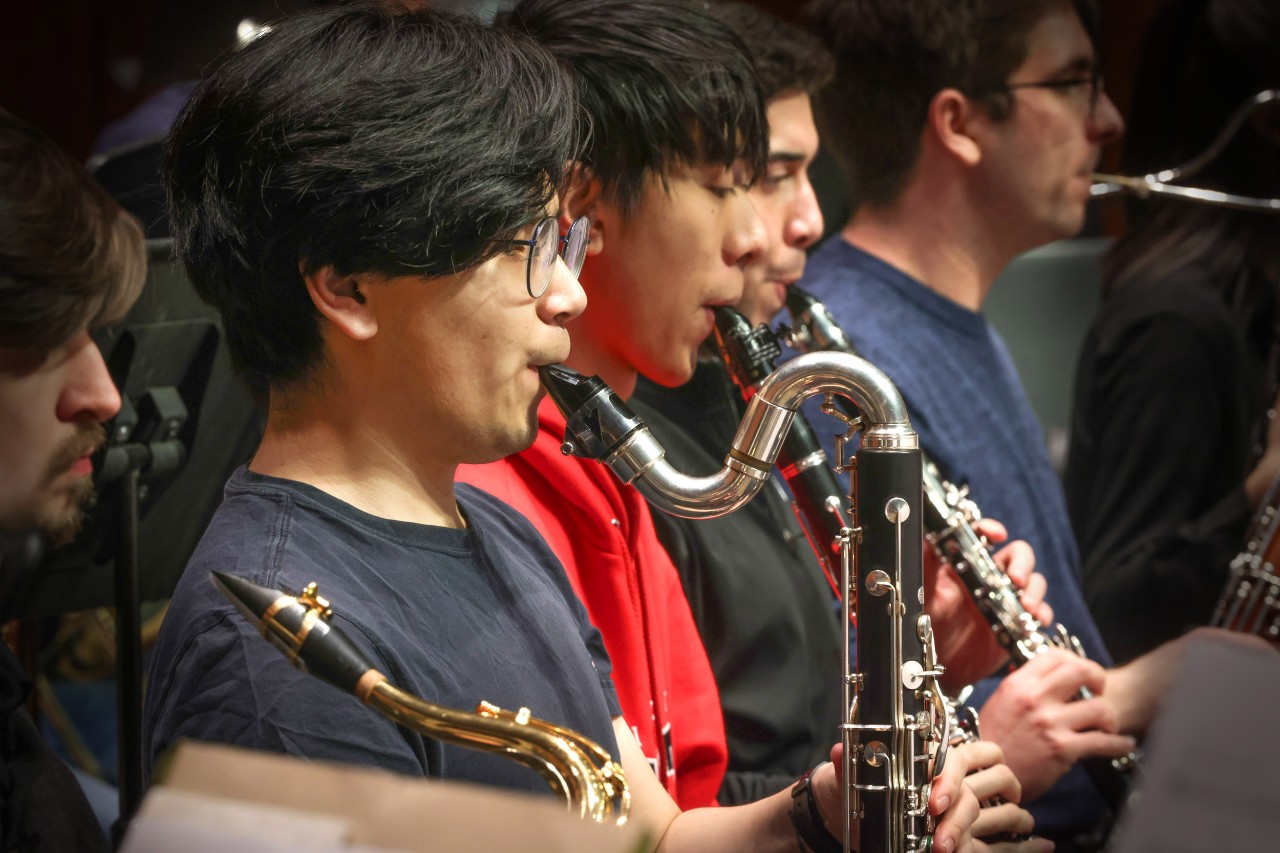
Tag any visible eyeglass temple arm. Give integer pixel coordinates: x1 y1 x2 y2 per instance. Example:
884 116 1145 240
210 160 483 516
1091 88 1280 211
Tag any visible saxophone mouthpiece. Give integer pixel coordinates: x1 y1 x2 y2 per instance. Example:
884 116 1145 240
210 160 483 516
211 570 281 625
211 572 376 697
539 364 647 463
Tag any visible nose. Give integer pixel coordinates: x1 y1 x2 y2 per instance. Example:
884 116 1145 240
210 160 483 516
55 332 122 425
784 176 824 251
539 256 588 325
1089 91 1124 146
724 193 767 269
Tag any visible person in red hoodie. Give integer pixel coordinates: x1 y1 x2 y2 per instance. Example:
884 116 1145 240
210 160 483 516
459 8 1039 844
459 0 767 809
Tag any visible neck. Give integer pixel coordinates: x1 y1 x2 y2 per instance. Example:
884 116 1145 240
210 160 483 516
250 384 465 529
843 173 1022 312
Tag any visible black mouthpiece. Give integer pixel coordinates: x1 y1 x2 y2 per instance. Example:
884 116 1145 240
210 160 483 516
539 363 646 461
539 363 604 416
211 571 375 696
784 287 854 354
785 286 820 317
211 571 281 622
710 305 781 392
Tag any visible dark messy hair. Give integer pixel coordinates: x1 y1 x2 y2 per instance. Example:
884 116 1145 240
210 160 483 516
709 2 834 102
805 0 1095 210
166 3 580 399
498 0 768 215
0 111 145 356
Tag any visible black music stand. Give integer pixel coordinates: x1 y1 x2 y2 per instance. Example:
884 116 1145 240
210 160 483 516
10 239 264 841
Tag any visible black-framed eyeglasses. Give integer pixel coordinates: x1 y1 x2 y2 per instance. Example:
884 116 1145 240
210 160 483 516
496 215 591 299
997 69 1105 117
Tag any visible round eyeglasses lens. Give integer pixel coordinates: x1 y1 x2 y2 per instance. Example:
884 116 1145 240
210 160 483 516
564 216 590 278
529 217 558 298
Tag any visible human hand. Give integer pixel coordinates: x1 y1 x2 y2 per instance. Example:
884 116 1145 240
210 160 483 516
979 519 1053 629
928 519 1051 692
978 650 1136 801
952 739 1052 851
1105 627 1275 736
820 741 978 853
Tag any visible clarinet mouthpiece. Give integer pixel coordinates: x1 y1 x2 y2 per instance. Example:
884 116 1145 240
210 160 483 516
785 287 855 354
711 306 779 392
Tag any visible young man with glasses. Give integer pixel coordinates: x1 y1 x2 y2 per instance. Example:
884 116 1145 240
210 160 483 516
141 0 615 798
140 5 994 850
798 0 1262 846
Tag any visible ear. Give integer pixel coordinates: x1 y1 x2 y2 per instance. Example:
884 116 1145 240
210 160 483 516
560 164 608 256
928 87 984 168
301 261 378 341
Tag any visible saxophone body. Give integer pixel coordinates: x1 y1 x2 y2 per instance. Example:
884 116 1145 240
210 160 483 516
211 572 630 825
783 286 1141 815
541 355 947 853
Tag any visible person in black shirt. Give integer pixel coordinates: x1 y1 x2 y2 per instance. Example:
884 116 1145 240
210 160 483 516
0 109 146 852
1066 0 1280 662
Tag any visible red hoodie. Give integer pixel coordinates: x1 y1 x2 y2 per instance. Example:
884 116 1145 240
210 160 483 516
458 397 728 809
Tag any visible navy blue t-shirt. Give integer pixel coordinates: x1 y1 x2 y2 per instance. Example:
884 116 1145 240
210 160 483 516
793 237 1113 834
144 467 621 796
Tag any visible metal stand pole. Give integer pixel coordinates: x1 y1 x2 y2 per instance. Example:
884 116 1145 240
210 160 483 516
113 470 143 844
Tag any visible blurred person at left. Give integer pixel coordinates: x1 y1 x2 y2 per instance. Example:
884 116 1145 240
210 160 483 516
0 108 146 852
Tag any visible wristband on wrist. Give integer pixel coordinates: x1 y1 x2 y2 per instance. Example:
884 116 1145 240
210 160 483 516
789 762 845 853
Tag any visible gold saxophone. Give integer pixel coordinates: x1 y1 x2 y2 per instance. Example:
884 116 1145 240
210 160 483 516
211 572 630 825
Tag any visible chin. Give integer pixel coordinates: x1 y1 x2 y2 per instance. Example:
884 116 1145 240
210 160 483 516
649 357 697 390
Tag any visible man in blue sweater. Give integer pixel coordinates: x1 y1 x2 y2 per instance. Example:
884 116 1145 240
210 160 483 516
798 0 1237 846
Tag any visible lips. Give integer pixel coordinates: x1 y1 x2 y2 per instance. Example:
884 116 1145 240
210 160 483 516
46 423 106 482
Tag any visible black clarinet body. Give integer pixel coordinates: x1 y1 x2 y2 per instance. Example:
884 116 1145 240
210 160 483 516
783 286 1141 818
711 307 849 590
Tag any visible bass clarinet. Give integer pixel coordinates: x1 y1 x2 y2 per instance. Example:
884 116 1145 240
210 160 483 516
782 286 1141 815
540 358 949 853
710 306 1022 843
211 572 630 825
